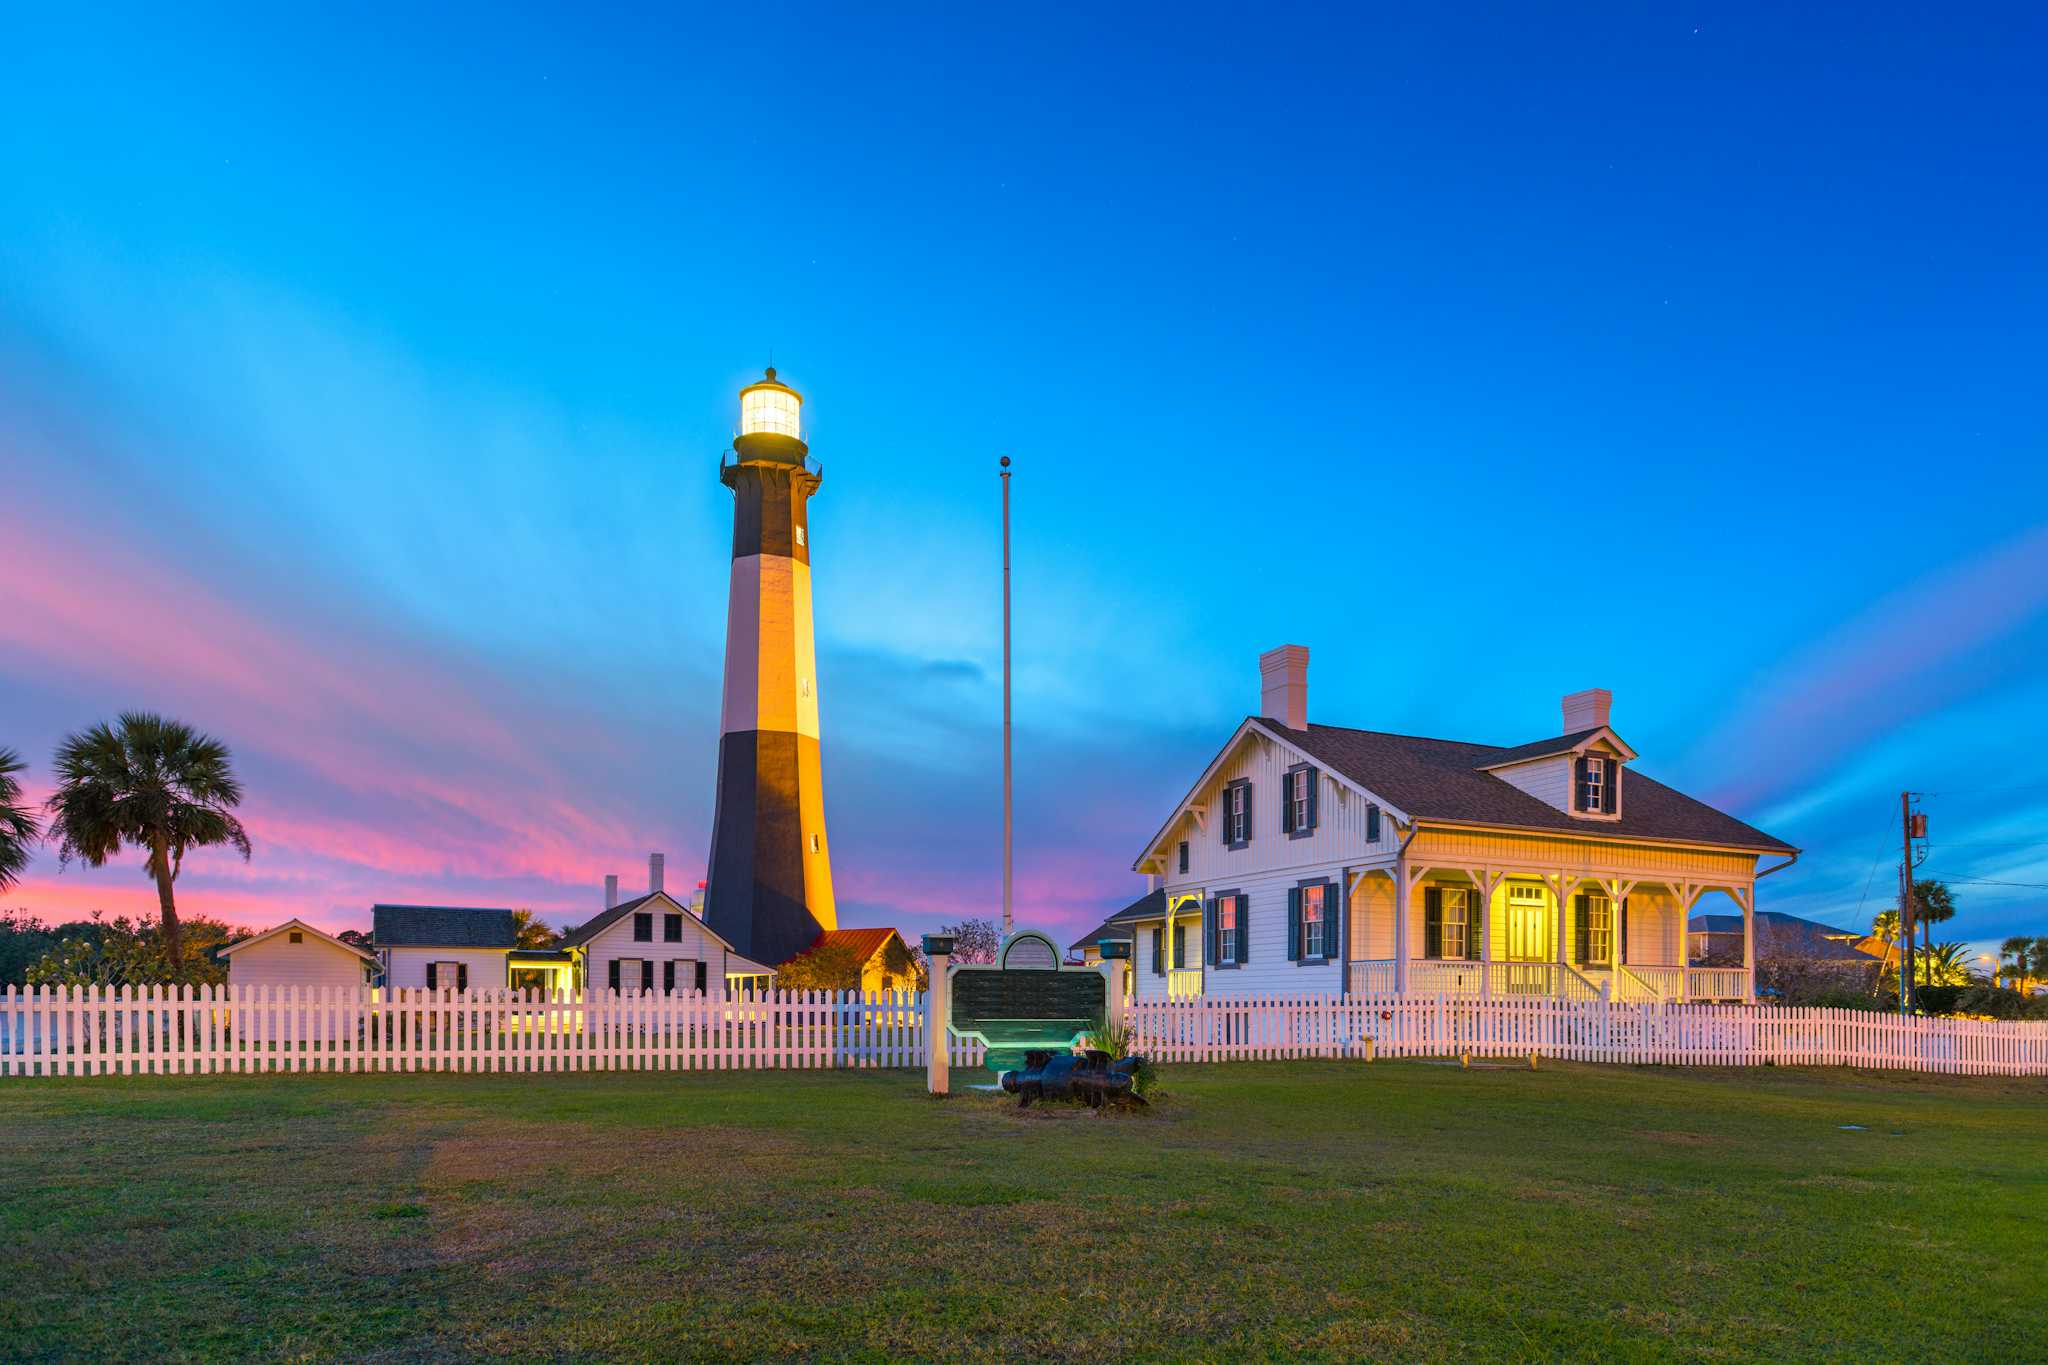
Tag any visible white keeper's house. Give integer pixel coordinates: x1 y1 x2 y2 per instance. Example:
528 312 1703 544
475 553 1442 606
1119 646 1798 1004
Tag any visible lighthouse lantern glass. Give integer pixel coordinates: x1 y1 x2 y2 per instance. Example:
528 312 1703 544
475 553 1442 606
741 387 801 440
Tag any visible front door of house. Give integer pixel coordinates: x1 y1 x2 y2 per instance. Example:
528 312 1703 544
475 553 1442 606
1503 884 1552 961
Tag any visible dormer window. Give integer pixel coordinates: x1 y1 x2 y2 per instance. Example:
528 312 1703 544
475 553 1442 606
1574 754 1619 816
1280 764 1319 838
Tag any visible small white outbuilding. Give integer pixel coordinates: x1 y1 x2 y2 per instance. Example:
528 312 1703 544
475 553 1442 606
220 918 377 990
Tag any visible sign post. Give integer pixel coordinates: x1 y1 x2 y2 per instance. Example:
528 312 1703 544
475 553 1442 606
922 934 954 1096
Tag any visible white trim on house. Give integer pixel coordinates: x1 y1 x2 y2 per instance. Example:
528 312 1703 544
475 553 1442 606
219 918 377 962
1132 717 1414 874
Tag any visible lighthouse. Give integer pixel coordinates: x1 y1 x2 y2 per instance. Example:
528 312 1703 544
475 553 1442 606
703 369 837 965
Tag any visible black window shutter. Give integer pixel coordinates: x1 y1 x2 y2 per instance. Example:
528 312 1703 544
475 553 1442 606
1206 898 1220 966
426 962 438 989
694 962 707 993
1325 880 1342 960
1244 783 1253 844
1280 773 1295 835
665 914 681 942
1173 924 1186 971
664 960 676 993
641 961 654 992
1602 758 1618 814
1574 895 1591 963
608 959 620 992
1367 803 1381 843
1619 897 1630 965
1287 887 1302 961
457 964 469 991
1573 756 1589 811
1239 895 1251 964
1307 769 1319 832
1151 928 1163 976
1219 789 1231 846
1466 889 1482 961
1424 887 1443 959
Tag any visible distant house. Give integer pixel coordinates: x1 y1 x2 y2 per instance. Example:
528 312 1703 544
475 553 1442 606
778 927 920 993
219 919 377 990
373 905 523 991
1124 647 1798 1004
1068 901 1144 965
1690 912 1884 965
559 890 778 996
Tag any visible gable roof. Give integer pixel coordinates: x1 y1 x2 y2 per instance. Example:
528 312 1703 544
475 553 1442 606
219 918 376 962
1260 718 1795 854
1477 728 1617 768
806 927 906 964
372 905 520 948
557 891 754 957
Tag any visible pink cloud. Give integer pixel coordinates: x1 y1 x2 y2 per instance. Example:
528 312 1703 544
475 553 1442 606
1696 523 2048 810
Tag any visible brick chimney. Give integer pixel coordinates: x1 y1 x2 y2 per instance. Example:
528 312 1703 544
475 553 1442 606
1562 688 1612 733
649 852 666 895
1259 644 1309 730
604 874 618 909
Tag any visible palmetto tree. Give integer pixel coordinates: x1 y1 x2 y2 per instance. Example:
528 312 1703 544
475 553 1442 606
1916 940 1973 989
2001 936 2048 991
1911 880 1956 977
0 747 41 893
44 714 251 969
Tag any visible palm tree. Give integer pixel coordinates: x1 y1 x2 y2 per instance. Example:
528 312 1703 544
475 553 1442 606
1916 940 1973 988
1912 880 1956 977
0 748 40 894
2001 936 2048 992
1869 909 1902 994
44 714 251 969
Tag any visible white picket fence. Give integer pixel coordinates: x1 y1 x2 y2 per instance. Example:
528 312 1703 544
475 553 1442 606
0 985 983 1077
5 985 2044 1078
1129 993 2048 1076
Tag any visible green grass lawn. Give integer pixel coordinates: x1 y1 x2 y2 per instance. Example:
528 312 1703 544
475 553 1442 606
1 1060 2043 1362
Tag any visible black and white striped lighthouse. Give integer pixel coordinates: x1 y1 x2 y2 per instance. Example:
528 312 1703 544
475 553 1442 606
703 369 837 964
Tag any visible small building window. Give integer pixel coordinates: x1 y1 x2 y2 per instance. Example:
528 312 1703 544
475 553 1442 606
1366 803 1381 843
288 931 303 944
1300 884 1325 958
633 912 653 942
663 914 683 943
1291 770 1311 833
1218 896 1238 966
1579 894 1614 963
810 833 821 853
1177 840 1189 874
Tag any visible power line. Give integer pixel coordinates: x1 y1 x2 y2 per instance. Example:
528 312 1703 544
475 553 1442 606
1940 876 2048 891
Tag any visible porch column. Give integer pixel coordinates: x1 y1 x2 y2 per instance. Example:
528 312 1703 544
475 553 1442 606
1475 870 1500 997
1605 879 1635 980
1393 855 1412 994
1671 881 1697 1002
1739 884 1756 1004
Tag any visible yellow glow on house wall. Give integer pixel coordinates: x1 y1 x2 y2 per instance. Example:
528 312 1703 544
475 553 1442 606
740 385 801 439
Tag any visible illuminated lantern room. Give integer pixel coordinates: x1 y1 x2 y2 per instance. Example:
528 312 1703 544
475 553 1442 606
734 367 807 463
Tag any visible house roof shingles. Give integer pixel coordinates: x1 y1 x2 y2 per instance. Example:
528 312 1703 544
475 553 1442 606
808 927 902 963
372 905 521 949
1256 718 1797 855
559 892 663 949
1069 909 1140 952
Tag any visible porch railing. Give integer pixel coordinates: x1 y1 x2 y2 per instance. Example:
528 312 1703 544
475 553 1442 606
1622 965 1685 1000
1408 960 1486 995
1349 959 1396 995
1167 968 1205 1000
1558 964 1604 1000
1488 961 1562 997
1686 967 1748 1001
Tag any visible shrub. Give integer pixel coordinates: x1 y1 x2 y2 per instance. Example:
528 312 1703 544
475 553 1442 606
1914 984 1968 1016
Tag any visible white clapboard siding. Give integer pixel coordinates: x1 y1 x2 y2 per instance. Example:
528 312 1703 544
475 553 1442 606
4 986 2044 1078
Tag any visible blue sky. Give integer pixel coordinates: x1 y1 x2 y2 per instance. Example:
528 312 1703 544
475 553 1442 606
2 4 2044 957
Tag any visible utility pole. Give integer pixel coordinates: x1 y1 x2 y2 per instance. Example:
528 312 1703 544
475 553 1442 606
1898 790 1921 1016
1000 455 1014 937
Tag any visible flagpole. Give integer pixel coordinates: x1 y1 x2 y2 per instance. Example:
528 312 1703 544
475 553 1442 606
1000 455 1014 937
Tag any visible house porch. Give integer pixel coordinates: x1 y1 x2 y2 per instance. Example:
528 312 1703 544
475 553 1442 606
1344 862 1758 1003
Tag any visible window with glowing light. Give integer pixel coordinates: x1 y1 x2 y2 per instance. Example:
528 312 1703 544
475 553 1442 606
741 388 801 439
1218 896 1238 965
1441 888 1469 959
1581 894 1613 963
1301 884 1325 958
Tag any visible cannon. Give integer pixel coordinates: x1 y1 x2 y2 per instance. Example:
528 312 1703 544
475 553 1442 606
999 1049 1147 1108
